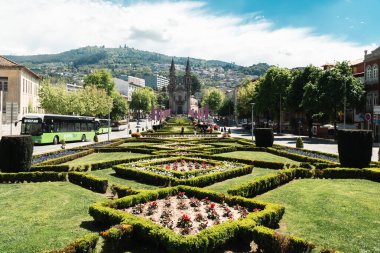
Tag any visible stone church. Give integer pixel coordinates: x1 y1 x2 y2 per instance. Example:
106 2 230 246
168 58 192 115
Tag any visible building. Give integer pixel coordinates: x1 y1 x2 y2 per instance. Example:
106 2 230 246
113 77 144 101
66 83 83 91
0 56 42 125
128 76 145 87
364 48 380 111
144 74 169 91
168 58 191 115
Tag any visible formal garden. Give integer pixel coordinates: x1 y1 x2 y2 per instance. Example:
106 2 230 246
0 117 379 253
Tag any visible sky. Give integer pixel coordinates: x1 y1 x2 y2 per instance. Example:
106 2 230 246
0 0 379 67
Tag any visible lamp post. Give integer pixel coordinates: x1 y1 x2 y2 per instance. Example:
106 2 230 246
343 77 347 129
251 103 255 142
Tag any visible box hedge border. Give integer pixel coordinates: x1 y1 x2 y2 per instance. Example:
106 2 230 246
43 233 99 253
227 168 313 198
0 172 67 183
89 185 292 253
68 172 108 193
33 149 95 166
113 163 253 187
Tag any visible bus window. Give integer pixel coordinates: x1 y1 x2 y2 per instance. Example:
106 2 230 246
21 122 42 135
75 122 81 132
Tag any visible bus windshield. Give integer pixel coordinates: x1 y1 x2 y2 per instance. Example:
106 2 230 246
21 122 43 135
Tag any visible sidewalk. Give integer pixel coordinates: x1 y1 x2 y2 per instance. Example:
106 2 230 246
229 126 379 162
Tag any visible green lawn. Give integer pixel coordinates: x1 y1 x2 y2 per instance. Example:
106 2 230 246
119 142 157 147
89 168 158 190
62 152 150 167
256 179 380 252
205 168 277 193
0 182 104 253
214 151 299 165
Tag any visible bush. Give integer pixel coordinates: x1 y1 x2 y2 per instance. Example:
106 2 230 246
227 168 312 198
46 233 99 253
338 130 373 168
100 224 133 242
296 137 304 149
68 172 108 193
0 135 34 172
0 171 66 183
94 135 99 143
254 128 274 147
110 184 139 198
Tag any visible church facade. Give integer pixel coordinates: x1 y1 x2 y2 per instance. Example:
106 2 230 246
168 58 192 115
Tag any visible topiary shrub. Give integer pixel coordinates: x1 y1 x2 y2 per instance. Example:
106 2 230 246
296 137 304 149
94 134 99 143
338 130 373 168
0 135 34 172
254 128 274 147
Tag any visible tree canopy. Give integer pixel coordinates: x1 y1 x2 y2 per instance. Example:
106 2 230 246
201 87 225 114
130 87 157 115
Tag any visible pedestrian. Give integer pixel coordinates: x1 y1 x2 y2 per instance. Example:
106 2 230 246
181 126 184 136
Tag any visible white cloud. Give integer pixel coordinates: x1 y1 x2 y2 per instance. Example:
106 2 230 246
0 0 376 67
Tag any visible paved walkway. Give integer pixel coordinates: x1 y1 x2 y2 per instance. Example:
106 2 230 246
229 126 379 161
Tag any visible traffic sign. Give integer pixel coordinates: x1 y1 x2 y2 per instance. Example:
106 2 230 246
365 113 371 121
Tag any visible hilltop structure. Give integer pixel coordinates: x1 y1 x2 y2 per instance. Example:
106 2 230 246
168 58 192 115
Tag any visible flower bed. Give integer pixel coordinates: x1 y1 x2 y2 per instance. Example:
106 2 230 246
32 150 81 165
89 186 287 253
123 191 251 235
155 159 215 172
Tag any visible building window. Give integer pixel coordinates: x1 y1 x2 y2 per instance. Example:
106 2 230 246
366 65 372 80
0 77 8 92
373 64 379 81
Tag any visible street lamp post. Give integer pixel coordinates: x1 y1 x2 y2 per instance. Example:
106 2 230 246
343 78 346 129
251 103 255 142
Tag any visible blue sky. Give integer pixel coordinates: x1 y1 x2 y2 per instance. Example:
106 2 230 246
0 0 378 67
203 0 379 44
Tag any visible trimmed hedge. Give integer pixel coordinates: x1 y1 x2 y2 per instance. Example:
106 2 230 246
110 184 139 198
89 186 285 253
227 168 312 198
254 128 274 147
251 226 314 253
113 164 253 187
0 172 66 183
0 135 34 172
337 130 373 168
201 154 285 170
34 149 94 166
315 167 380 182
68 172 108 193
45 233 99 253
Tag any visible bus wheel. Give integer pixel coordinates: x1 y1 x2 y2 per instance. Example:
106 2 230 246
81 134 86 142
53 136 59 145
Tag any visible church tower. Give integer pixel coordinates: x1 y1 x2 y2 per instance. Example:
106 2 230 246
168 58 192 115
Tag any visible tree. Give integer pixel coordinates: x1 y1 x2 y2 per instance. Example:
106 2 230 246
39 80 70 114
110 92 128 121
201 87 225 114
255 67 292 127
130 87 157 118
317 61 365 131
218 98 234 117
83 69 115 96
191 74 201 94
157 91 169 109
79 86 113 117
237 78 257 118
287 65 322 137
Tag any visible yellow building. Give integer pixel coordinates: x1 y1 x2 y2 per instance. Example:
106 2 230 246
0 56 42 125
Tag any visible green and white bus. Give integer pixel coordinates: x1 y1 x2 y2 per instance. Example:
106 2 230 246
95 118 111 134
20 114 96 144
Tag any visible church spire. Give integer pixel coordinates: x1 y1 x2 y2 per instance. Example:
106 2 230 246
185 57 191 74
169 58 176 92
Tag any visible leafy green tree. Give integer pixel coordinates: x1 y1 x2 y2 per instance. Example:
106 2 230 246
317 61 365 131
79 86 113 116
255 67 292 126
130 87 157 117
218 98 234 117
237 78 257 118
39 81 70 114
191 74 201 94
287 65 322 137
157 91 169 109
110 92 128 121
83 69 115 95
201 87 225 114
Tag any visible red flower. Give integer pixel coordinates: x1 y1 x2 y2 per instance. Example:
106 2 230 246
210 203 215 209
182 214 191 222
151 201 157 206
